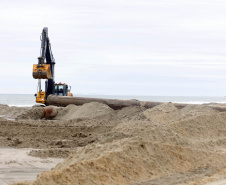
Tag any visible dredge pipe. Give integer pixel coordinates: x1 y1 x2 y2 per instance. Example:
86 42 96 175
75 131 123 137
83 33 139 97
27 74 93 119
42 106 58 118
46 95 226 112
46 95 162 110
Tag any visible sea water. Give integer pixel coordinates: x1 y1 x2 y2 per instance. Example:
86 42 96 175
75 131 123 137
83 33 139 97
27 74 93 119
0 94 226 107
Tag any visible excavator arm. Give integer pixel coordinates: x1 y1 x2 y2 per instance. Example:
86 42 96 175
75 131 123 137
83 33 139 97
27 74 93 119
33 27 56 103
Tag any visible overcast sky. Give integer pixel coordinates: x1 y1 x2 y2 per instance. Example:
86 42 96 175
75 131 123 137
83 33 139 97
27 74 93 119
0 0 226 96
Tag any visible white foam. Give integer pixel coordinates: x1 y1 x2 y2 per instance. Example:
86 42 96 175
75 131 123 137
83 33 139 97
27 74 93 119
179 102 226 104
8 105 33 107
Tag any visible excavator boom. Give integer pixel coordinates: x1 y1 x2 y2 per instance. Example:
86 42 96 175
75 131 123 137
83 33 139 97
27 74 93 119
33 27 56 104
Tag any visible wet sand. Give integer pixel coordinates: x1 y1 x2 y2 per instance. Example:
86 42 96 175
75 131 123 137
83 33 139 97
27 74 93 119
0 148 63 185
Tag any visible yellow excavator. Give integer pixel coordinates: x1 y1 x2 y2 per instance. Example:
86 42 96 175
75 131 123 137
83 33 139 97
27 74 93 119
32 27 73 104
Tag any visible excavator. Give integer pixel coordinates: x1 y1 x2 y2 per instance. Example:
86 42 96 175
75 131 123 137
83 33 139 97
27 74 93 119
32 27 73 104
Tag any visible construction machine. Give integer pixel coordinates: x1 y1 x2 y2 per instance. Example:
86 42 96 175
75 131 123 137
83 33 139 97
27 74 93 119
33 27 73 104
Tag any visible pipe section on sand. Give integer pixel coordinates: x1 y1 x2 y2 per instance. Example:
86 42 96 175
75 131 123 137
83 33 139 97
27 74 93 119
46 95 226 112
42 106 58 118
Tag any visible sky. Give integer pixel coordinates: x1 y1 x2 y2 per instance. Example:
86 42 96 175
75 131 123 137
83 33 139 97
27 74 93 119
0 0 226 96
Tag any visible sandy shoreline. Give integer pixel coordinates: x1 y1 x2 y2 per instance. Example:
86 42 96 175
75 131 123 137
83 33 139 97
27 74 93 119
0 148 63 185
1 102 226 184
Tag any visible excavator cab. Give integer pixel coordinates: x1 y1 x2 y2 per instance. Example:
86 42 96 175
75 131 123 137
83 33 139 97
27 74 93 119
54 83 69 96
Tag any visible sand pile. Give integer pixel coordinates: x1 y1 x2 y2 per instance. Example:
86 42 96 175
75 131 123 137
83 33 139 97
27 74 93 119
0 104 29 119
54 102 114 120
53 103 145 127
28 139 226 185
15 107 44 120
53 104 79 120
10 102 226 185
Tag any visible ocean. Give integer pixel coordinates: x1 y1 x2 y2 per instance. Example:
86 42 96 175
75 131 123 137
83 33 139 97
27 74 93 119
0 94 226 107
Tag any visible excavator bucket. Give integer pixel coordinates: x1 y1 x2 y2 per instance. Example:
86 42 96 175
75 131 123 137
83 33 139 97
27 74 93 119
33 64 52 79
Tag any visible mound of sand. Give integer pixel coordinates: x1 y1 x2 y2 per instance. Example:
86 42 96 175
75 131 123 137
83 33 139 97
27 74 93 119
52 103 145 127
53 104 80 120
54 102 114 121
15 107 44 120
21 138 226 185
0 104 29 119
143 102 181 124
4 102 226 185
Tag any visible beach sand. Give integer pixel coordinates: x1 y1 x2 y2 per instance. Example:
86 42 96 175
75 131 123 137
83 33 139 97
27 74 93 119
0 148 63 185
1 102 226 184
